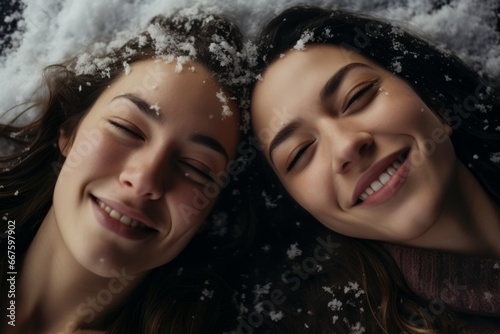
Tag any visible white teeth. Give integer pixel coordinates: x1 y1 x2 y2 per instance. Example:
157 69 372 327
387 166 396 176
358 154 406 202
96 199 145 229
119 215 132 226
379 172 391 185
109 209 121 220
370 180 383 192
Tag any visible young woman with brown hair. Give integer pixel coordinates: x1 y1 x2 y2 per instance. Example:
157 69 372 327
0 9 251 334
250 5 500 333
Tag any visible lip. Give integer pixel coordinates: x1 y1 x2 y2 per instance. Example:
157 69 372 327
352 149 409 206
91 196 158 240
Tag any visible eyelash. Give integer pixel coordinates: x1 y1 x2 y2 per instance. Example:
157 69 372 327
285 81 379 173
178 160 214 184
344 80 379 111
286 141 315 173
109 121 143 139
110 121 216 184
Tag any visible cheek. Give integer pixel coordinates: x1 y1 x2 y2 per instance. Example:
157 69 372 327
170 184 219 228
286 174 332 213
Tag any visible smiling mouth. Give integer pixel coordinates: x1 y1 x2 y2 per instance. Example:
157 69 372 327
357 151 409 204
94 197 153 230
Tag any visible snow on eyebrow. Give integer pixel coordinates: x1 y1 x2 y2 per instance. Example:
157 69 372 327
149 103 160 115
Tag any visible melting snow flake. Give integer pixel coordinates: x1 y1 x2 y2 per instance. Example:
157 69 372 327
149 103 160 115
269 310 284 321
327 298 342 311
490 152 500 163
293 30 315 50
200 288 214 300
322 286 333 294
123 61 131 75
483 291 493 301
287 242 302 259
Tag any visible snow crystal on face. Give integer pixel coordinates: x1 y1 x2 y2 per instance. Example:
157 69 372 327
473 154 479 160
215 89 233 118
123 61 131 75
493 263 500 269
293 30 315 50
149 103 160 115
286 242 302 259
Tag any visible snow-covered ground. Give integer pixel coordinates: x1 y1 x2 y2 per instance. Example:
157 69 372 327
1 0 499 116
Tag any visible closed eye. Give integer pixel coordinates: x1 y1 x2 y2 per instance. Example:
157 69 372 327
178 159 214 185
286 140 315 173
109 121 144 140
344 80 379 112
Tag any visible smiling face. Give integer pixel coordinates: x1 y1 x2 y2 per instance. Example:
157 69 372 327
252 44 458 243
52 59 239 277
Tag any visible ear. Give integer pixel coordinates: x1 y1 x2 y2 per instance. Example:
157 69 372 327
58 127 72 157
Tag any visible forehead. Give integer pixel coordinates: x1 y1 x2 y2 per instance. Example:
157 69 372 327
251 45 381 143
258 44 379 88
105 60 220 102
94 59 240 155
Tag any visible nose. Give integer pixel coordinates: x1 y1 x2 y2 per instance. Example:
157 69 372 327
119 153 167 200
323 121 374 174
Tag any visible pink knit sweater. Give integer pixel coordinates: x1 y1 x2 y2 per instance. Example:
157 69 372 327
383 243 500 333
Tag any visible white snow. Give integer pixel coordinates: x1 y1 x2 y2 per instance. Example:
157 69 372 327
1 0 500 121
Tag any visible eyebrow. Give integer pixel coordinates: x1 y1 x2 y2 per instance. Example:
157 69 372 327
268 120 303 165
190 133 229 162
320 62 372 102
112 94 163 124
113 94 228 161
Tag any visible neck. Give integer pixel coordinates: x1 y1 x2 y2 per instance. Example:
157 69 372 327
406 162 500 257
11 207 145 334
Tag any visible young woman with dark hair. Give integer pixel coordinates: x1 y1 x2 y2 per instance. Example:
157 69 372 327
250 5 500 333
0 9 252 334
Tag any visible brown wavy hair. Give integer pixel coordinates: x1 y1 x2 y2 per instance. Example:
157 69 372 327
0 10 253 333
250 5 500 333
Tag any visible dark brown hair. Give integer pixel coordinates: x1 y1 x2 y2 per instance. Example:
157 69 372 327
249 5 500 333
0 10 252 333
